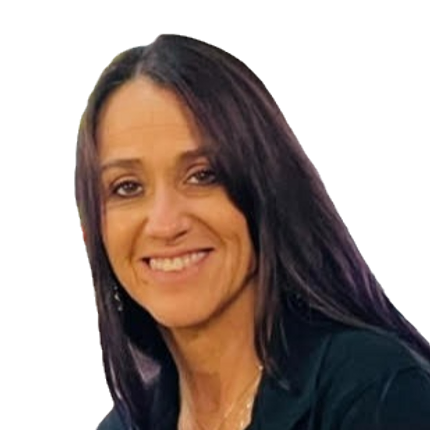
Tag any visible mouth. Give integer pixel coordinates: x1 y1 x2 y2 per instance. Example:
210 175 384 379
142 248 213 265
142 249 213 285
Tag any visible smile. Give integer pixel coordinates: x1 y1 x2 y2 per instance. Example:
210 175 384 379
148 251 207 272
143 251 212 284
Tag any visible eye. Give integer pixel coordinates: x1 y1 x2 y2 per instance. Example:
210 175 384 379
187 168 217 185
111 180 143 198
107 169 216 198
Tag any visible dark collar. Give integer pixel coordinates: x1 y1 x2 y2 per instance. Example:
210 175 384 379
249 308 346 429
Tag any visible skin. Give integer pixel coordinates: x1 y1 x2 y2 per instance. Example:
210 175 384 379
97 78 261 429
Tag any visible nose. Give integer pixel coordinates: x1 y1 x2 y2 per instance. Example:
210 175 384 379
144 187 191 242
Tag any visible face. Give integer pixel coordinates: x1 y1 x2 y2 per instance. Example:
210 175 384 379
97 78 256 329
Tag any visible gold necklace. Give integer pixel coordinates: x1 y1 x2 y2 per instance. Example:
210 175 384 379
185 365 263 430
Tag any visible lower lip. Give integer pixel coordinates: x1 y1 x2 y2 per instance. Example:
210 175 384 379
139 251 212 286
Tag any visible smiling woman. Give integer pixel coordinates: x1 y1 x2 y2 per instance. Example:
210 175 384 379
75 35 430 430
98 78 256 330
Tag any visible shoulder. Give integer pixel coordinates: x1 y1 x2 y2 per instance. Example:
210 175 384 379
318 328 430 429
338 366 430 429
317 327 429 396
96 408 126 430
257 313 430 429
326 327 426 369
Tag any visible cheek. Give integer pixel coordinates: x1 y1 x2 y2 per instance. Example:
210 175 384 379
102 209 138 262
216 209 254 267
233 216 256 273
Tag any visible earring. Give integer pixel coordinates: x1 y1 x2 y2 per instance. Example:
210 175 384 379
112 282 124 312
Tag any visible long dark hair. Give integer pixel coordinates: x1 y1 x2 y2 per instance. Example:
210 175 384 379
75 34 430 430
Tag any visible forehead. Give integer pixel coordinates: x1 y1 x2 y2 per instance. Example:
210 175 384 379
97 78 199 156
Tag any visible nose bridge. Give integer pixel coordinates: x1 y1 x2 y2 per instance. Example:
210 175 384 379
144 182 188 238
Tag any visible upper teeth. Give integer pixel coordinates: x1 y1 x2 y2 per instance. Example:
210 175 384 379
149 251 207 272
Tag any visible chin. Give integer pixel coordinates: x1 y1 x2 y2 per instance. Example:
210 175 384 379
150 307 214 332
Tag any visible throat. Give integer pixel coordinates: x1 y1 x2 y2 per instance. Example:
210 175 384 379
178 363 263 430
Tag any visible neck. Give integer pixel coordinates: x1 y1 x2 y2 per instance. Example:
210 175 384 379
160 284 261 429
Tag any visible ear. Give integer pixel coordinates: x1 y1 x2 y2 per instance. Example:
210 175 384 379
81 225 87 243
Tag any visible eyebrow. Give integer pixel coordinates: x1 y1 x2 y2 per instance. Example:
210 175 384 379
100 147 209 174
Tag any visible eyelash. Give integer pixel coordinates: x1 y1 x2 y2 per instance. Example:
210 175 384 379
112 169 216 199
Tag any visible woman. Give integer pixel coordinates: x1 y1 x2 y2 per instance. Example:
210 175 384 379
75 35 430 430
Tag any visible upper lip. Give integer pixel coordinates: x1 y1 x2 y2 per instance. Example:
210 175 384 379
142 248 213 260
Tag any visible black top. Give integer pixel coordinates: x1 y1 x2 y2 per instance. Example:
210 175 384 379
97 311 430 430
